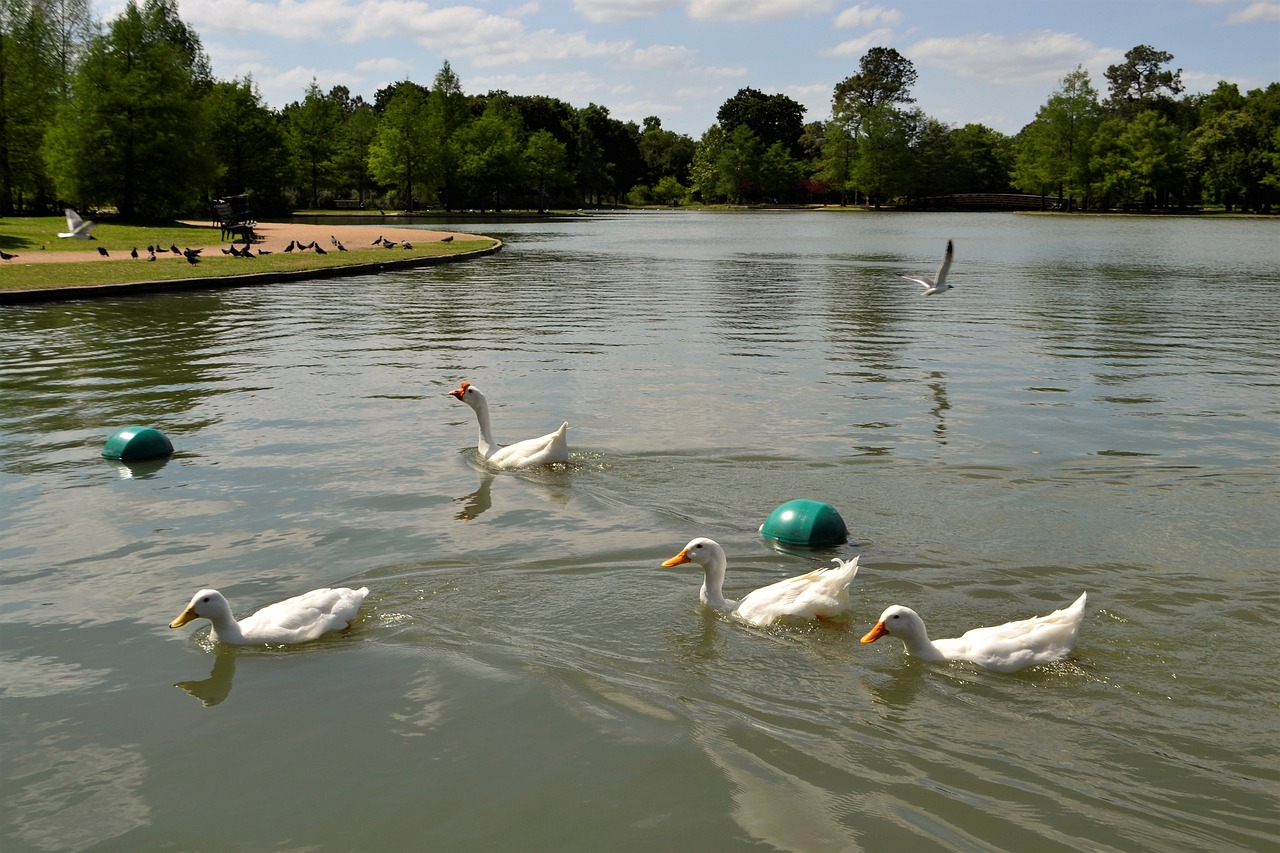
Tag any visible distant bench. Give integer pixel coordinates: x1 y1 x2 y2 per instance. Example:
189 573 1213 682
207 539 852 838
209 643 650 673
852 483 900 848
334 199 363 209
212 200 256 241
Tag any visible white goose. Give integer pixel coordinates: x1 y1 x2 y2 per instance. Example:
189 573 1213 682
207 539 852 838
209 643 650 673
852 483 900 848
169 586 369 646
58 208 97 240
902 239 954 295
448 381 569 469
661 537 859 627
861 592 1088 672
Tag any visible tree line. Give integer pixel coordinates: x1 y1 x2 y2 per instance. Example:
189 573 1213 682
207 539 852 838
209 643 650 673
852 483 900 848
3 0 1278 219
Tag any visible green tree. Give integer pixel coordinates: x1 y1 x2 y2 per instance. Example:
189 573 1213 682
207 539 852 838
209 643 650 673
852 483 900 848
689 124 727 203
716 87 806 156
332 97 378 205
948 124 1014 193
285 79 341 208
42 0 214 217
1 0 61 213
1105 44 1183 119
850 102 912 207
1187 96 1268 212
1092 111 1183 209
457 98 524 211
1013 66 1101 206
717 124 763 203
425 61 468 211
524 128 570 212
38 0 95 99
639 115 695 185
816 120 856 204
758 140 803 201
367 80 430 210
205 76 290 212
652 175 687 206
833 46 917 129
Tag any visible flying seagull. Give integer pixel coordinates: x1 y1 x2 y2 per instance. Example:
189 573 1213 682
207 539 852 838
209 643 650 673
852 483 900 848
58 208 96 239
902 239 954 296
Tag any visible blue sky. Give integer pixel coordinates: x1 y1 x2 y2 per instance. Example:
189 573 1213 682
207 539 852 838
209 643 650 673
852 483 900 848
97 0 1279 137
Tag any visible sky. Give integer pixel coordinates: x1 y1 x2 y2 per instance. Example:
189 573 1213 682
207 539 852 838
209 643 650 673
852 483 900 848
94 0 1279 137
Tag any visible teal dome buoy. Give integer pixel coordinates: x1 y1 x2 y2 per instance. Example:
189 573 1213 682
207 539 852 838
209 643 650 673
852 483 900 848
102 426 173 461
759 499 848 547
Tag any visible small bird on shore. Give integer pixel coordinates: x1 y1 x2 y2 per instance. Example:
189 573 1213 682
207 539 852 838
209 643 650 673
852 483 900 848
58 208 96 239
371 235 383 245
314 244 327 255
401 240 412 249
284 239 296 252
257 248 272 255
185 252 200 264
228 244 242 257
330 235 338 247
183 247 202 261
170 244 181 255
130 247 139 259
97 246 109 257
440 235 453 243
335 239 347 251
0 250 17 260
903 239 955 296
147 250 156 261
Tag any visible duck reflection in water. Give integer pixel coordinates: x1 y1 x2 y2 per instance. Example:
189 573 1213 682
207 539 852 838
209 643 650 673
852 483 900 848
454 472 495 520
174 649 237 707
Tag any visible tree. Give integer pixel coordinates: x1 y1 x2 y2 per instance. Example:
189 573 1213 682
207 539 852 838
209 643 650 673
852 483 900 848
716 87 806 156
639 115 695 185
36 0 95 99
652 175 687 206
424 61 468 211
689 124 727 203
850 102 912 207
285 79 341 208
332 97 378 205
816 120 856 204
524 128 570 213
1105 44 1183 119
368 81 430 210
1 0 61 213
457 98 524 211
833 46 917 127
42 0 214 218
205 77 290 213
948 124 1014 193
1092 111 1183 209
757 140 803 201
1013 66 1101 206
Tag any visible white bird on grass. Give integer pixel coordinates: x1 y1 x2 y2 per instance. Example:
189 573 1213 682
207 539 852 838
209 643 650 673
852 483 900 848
902 239 954 295
661 537 859 627
169 586 370 646
58 208 97 239
860 592 1088 672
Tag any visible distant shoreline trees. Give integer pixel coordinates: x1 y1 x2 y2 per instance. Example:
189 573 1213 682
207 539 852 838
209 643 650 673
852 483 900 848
2 0 1277 219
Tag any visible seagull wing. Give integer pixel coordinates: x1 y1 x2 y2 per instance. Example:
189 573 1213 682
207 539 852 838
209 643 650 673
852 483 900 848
935 240 954 286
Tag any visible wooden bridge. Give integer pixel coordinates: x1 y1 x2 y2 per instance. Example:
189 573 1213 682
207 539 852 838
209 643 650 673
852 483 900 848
913 193 1074 211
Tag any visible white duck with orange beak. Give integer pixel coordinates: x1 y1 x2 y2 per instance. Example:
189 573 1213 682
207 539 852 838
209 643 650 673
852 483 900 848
448 381 569 469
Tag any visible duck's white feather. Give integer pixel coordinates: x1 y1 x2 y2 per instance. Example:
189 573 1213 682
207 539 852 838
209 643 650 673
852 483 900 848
449 381 569 469
663 537 858 626
170 587 369 646
862 592 1088 672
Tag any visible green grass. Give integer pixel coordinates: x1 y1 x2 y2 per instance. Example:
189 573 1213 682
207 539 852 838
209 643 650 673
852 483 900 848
0 216 496 292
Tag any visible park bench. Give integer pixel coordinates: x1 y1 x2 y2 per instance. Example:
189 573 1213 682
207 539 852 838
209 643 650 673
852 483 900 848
334 199 363 209
211 196 256 241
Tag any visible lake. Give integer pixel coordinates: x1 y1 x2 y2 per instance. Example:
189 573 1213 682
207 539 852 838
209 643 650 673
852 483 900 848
1 210 1277 852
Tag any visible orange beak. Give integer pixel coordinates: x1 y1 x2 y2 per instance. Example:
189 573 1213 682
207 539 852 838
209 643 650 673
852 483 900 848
169 606 198 629
448 380 470 400
860 621 888 644
661 550 691 568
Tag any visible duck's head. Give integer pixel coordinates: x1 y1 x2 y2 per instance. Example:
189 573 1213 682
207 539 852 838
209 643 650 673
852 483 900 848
448 381 485 407
170 589 231 628
661 537 725 571
861 605 926 644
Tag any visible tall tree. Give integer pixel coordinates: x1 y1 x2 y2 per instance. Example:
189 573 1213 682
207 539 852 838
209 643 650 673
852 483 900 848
716 87 806 156
205 76 290 212
35 0 94 99
816 119 857 205
833 46 917 129
1091 111 1183 209
368 80 430 210
425 61 467 211
1013 66 1101 206
1104 44 1183 119
639 115 695 185
285 79 341 208
41 0 213 217
850 102 912 207
457 97 524 211
1 0 61 213
524 128 570 213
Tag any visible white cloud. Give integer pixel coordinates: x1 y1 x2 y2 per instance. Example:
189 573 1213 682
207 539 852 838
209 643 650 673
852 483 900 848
627 44 698 68
909 30 1118 87
573 0 681 22
833 3 901 29
821 27 895 57
1225 1 1280 23
355 57 414 76
688 0 834 22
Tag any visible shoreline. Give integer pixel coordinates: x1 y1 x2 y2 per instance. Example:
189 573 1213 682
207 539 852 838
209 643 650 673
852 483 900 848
0 221 500 304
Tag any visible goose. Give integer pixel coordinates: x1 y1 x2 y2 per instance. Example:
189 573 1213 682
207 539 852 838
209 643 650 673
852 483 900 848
169 586 369 646
902 239 954 295
447 381 569 469
58 208 96 239
861 592 1088 672
661 537 859 627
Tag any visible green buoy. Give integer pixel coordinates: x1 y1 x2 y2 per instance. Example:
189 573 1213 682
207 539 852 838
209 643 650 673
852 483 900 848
102 426 173 461
759 499 848 547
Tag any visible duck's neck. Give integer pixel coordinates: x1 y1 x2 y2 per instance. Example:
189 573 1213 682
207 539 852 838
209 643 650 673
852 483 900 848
470 401 500 458
899 628 947 662
699 557 736 612
206 612 246 645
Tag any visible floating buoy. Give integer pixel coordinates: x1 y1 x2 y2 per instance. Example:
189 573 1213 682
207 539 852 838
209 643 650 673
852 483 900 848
102 426 173 461
759 499 848 547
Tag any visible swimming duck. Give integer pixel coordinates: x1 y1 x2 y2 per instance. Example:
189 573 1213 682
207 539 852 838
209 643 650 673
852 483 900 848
448 381 569 469
169 586 369 646
861 592 1088 672
902 239 954 295
661 537 859 626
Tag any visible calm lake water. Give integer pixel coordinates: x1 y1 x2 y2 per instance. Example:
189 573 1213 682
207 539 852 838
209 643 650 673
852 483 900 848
1 210 1278 852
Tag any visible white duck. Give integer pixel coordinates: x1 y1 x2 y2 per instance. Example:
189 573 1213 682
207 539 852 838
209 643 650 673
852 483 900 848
861 592 1088 672
902 238 954 295
58 207 97 240
661 537 859 627
169 586 369 646
448 380 569 469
